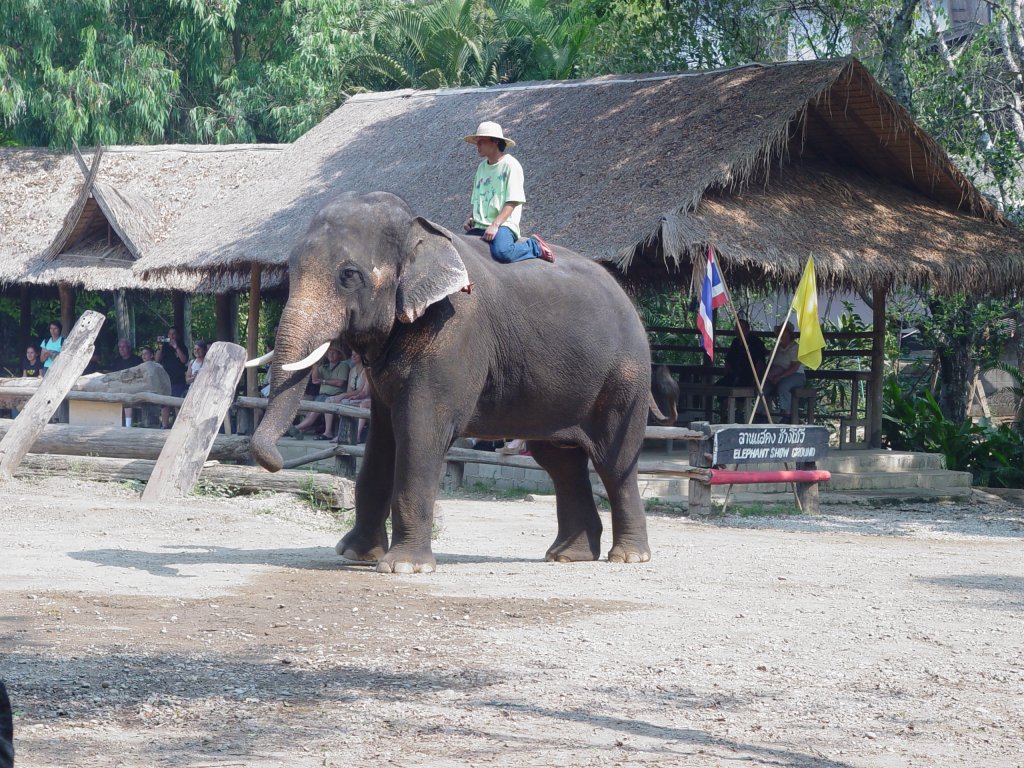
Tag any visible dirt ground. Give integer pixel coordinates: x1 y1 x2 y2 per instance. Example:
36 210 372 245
2 477 1023 768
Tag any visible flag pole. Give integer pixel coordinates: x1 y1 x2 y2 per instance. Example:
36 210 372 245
749 306 795 425
711 250 803 514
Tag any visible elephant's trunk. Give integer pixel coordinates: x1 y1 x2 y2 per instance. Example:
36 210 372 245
251 305 334 472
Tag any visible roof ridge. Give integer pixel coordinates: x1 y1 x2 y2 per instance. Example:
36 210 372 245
347 57 855 103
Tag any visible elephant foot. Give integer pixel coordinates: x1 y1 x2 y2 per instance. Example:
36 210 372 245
335 526 388 563
375 546 436 574
545 532 601 563
607 540 652 564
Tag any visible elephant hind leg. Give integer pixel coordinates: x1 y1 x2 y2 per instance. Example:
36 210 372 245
528 441 602 562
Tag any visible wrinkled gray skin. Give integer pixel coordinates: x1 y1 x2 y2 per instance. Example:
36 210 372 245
251 191 659 573
650 365 679 426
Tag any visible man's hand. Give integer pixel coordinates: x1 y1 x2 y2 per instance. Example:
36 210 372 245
483 223 499 242
463 217 474 232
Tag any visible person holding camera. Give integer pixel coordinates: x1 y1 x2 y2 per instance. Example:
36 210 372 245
156 326 188 428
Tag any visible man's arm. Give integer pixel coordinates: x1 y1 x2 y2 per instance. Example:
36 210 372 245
483 202 521 241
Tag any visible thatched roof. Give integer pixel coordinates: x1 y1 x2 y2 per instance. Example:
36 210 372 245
0 143 286 292
134 57 1024 295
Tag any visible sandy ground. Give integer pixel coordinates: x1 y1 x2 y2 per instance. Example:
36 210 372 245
1 477 1023 768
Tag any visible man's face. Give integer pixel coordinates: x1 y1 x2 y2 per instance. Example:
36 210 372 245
168 328 178 343
475 137 495 157
327 348 342 364
49 324 60 338
118 340 131 358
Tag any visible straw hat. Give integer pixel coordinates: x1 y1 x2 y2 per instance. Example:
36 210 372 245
463 121 516 148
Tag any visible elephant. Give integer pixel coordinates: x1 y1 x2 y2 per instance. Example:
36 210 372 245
250 191 668 573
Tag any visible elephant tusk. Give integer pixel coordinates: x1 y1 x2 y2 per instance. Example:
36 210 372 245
281 341 331 371
244 350 275 368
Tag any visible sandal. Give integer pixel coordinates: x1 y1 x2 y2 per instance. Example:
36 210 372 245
314 434 332 441
531 234 555 262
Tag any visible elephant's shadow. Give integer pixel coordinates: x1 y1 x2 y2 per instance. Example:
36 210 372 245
68 546 538 578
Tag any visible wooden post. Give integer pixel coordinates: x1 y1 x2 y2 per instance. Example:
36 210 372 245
795 461 820 514
141 342 246 501
246 265 263 430
687 421 713 516
171 292 193 348
214 293 237 343
58 283 76 335
0 310 105 481
19 285 32 357
114 289 133 347
869 283 887 448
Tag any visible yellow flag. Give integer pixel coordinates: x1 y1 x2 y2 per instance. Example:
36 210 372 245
791 256 826 370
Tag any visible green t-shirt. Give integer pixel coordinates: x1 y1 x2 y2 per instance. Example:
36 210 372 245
471 154 526 238
318 358 351 397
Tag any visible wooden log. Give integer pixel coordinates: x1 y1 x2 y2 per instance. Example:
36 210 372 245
80 361 171 395
142 342 246 502
795 461 821 515
0 310 105 481
15 453 354 509
0 419 251 462
235 396 370 419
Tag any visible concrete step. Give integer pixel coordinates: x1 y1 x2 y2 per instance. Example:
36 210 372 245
823 468 973 491
821 450 945 473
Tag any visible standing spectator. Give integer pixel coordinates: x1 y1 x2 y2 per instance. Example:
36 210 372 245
39 320 64 374
185 340 208 386
110 339 143 427
156 327 188 429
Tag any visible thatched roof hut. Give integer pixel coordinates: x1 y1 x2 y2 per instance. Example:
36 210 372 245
0 143 285 293
134 57 1024 296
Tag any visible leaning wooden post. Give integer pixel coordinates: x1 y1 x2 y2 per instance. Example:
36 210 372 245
868 282 887 448
246 265 263 430
0 310 105 481
141 342 246 502
687 421 713 516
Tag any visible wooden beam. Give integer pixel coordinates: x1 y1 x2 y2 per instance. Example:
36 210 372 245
869 284 887 448
0 310 105 481
15 453 354 509
0 419 251 462
58 283 76 336
142 342 246 501
18 285 32 357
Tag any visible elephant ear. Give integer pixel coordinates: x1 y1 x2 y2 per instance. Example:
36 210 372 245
396 217 471 324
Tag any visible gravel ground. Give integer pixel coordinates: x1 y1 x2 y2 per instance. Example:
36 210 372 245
1 476 1022 767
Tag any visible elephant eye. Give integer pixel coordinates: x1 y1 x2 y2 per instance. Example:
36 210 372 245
338 265 364 291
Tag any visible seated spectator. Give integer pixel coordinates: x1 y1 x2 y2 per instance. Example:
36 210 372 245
109 339 143 427
22 345 43 378
185 340 208 386
716 317 767 388
139 345 155 363
39 320 64 374
764 323 806 422
328 351 371 443
110 339 142 372
292 345 350 439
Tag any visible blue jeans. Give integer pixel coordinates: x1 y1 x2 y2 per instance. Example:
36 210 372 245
468 226 541 263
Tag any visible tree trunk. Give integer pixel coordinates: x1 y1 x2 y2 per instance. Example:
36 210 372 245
877 0 920 111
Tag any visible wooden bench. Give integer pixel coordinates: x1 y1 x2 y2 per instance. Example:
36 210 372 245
790 387 817 424
677 383 756 424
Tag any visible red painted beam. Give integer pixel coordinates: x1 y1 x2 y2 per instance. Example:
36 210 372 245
708 469 832 486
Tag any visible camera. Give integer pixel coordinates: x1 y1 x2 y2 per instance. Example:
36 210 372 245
157 336 170 344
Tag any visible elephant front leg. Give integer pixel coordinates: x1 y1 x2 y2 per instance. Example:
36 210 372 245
336 402 395 563
374 408 451 574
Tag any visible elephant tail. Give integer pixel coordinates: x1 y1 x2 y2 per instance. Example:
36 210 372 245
649 392 677 426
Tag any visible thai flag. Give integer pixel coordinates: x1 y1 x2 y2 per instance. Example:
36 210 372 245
697 245 726 359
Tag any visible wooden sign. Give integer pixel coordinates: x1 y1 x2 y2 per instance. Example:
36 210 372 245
712 425 830 466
